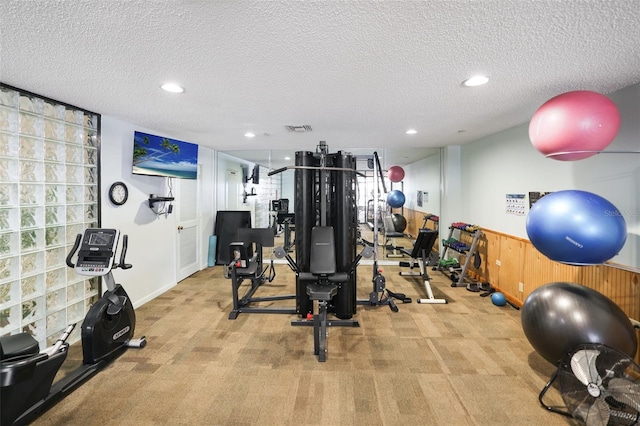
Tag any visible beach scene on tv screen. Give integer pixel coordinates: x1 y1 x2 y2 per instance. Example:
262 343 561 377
133 131 198 179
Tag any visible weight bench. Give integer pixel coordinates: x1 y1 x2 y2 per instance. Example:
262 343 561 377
277 226 371 361
226 228 296 319
383 214 405 258
399 229 447 304
298 226 351 362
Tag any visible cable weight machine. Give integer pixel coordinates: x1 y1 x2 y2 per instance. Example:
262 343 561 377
263 144 408 360
269 144 405 315
270 141 360 319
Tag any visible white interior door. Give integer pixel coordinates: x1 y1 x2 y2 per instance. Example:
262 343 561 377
176 177 199 281
226 169 242 209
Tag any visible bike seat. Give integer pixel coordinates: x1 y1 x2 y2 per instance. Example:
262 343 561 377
0 333 39 360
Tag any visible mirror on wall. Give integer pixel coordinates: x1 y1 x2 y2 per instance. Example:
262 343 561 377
218 147 442 240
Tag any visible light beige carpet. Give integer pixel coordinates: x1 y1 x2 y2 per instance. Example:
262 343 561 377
32 260 573 425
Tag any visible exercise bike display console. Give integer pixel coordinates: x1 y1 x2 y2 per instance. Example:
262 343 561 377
0 228 146 426
74 228 120 275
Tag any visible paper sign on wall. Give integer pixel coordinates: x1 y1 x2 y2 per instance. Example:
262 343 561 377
506 193 526 216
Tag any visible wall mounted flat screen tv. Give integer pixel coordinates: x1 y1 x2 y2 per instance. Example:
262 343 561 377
133 131 198 179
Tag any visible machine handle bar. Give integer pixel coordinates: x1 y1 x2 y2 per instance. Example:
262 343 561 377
373 151 387 194
65 233 83 268
117 234 132 269
267 165 360 177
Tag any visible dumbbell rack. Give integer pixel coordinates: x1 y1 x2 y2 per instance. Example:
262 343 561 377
438 224 483 288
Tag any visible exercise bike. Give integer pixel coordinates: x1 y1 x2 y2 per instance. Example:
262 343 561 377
0 228 146 425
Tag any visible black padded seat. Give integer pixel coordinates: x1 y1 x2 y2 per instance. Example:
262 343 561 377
234 262 258 276
0 333 39 360
306 283 338 301
303 226 351 362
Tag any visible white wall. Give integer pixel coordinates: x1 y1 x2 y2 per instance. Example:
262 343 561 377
458 83 639 268
440 145 462 236
403 152 441 218
198 147 216 267
100 116 216 307
215 152 256 223
280 170 295 212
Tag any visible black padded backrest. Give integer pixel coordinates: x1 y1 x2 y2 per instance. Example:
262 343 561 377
214 211 252 265
411 229 438 258
237 228 275 248
235 228 275 265
309 226 336 275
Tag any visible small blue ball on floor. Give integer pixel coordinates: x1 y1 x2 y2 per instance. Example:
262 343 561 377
491 292 507 306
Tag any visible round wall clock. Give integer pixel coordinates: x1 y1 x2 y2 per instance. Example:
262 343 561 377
108 181 128 206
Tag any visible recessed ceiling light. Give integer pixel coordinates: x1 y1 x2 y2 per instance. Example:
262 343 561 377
462 75 489 87
405 129 417 135
244 132 256 138
284 156 291 160
160 83 185 93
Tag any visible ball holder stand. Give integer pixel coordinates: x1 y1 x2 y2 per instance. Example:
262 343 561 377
356 150 410 312
545 150 640 159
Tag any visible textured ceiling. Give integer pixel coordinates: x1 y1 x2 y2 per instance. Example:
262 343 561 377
1 1 639 167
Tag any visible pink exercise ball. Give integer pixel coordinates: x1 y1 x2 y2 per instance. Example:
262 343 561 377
388 166 405 182
528 90 620 161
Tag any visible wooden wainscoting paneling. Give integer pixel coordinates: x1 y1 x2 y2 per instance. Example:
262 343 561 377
574 264 640 320
497 236 525 302
484 228 640 323
481 231 499 288
522 244 557 296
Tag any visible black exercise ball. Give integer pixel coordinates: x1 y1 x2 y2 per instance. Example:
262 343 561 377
521 282 637 365
391 213 407 233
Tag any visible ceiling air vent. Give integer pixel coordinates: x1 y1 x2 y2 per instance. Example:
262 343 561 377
285 125 313 132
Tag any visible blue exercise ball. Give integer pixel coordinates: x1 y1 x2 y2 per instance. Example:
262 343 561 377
491 292 507 306
526 190 626 265
521 282 637 365
386 190 405 208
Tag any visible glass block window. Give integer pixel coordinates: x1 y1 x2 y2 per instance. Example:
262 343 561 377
0 84 100 348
